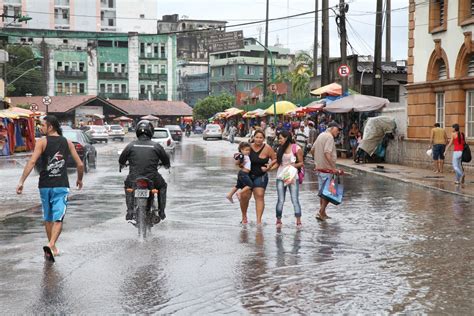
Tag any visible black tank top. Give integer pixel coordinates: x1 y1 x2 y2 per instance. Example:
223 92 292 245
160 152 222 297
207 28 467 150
250 144 269 177
38 136 70 188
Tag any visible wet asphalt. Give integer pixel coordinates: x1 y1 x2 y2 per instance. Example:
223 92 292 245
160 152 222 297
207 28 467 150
0 135 473 314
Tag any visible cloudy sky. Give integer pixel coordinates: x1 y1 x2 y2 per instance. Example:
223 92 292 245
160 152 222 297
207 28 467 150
157 0 409 60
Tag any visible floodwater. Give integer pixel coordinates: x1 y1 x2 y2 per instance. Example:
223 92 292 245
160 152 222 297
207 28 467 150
0 137 472 314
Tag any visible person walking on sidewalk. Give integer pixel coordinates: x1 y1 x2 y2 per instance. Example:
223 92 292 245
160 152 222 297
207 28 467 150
312 122 342 221
445 123 466 184
16 115 84 261
430 123 448 173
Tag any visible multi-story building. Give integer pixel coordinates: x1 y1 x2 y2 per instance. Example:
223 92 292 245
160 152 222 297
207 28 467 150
3 28 177 101
209 38 292 106
157 14 227 106
402 0 473 169
0 0 158 33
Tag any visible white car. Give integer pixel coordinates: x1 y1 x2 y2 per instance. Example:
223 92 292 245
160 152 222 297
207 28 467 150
84 125 109 143
108 124 125 141
151 128 176 153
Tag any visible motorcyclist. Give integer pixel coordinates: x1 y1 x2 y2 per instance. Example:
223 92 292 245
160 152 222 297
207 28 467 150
185 123 191 136
119 120 170 224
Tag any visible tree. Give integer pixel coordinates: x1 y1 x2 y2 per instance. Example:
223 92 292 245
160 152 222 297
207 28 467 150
193 94 235 119
289 67 313 101
6 45 45 97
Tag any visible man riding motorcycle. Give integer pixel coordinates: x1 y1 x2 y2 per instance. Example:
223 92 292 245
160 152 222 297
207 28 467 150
119 120 170 223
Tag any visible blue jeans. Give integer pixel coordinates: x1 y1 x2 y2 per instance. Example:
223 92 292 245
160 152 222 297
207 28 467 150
276 179 302 218
452 151 464 181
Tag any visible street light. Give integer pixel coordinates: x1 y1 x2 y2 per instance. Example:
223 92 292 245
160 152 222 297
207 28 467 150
254 39 277 125
6 56 43 77
8 65 41 85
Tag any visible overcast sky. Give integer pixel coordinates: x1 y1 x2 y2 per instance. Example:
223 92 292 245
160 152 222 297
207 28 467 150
157 0 408 60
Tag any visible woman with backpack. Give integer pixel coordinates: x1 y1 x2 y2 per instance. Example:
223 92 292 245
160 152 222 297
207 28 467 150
270 130 304 228
445 124 466 184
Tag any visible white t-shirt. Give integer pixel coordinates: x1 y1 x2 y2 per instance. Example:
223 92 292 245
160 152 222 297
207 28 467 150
243 155 251 170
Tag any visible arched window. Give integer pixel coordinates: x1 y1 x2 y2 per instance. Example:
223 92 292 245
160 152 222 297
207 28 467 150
467 54 474 76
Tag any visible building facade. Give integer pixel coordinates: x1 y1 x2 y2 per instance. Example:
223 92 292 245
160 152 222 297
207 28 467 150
402 0 474 169
210 38 291 106
3 28 177 101
0 0 158 33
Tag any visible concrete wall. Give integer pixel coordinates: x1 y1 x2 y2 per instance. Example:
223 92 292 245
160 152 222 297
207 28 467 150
128 34 139 99
116 0 158 34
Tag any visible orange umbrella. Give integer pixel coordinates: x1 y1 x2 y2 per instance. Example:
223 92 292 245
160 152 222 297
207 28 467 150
310 83 342 96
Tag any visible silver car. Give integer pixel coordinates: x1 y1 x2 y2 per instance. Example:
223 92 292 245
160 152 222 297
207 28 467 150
203 124 223 141
108 124 125 141
151 128 176 153
85 125 109 143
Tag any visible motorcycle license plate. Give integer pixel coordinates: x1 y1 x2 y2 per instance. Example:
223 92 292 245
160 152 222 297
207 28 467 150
134 189 149 198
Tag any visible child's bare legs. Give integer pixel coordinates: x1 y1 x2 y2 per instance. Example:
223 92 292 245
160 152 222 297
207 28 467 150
236 186 252 201
226 187 238 203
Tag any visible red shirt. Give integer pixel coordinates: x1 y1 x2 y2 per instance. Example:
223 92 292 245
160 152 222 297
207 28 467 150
454 133 465 152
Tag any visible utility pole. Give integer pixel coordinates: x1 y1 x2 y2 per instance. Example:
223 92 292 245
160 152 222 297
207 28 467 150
338 0 348 94
321 0 330 86
313 0 319 78
262 0 270 98
385 0 391 62
373 0 383 97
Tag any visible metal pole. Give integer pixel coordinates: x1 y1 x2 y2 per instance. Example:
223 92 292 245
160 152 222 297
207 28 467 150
339 0 348 94
321 0 330 86
374 0 383 97
313 0 319 77
385 0 391 62
263 0 270 98
255 39 276 125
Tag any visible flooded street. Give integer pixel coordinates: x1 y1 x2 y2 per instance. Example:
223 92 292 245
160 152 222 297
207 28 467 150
0 136 473 314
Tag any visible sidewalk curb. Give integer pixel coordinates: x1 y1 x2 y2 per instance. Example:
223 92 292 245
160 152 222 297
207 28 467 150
337 162 474 200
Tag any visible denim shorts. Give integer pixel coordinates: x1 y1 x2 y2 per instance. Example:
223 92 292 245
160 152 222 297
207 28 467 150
250 173 269 189
432 144 445 160
317 172 332 192
236 170 253 189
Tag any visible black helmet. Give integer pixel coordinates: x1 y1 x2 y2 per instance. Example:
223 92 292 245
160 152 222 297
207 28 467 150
136 120 154 138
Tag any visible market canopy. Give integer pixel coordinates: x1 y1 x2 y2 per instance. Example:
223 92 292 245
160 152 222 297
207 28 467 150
141 114 160 120
243 109 267 118
304 100 326 112
265 101 297 115
114 116 133 121
324 94 389 113
310 83 342 96
225 107 245 118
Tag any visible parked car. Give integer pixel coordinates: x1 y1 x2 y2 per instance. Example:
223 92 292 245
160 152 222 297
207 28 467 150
203 124 223 140
108 124 125 141
62 129 97 173
151 128 176 153
83 125 109 143
164 125 183 142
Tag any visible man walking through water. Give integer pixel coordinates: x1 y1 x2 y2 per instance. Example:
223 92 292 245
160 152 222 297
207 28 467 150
16 115 84 262
312 122 342 221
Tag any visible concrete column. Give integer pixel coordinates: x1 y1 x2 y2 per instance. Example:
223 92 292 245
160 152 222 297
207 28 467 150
87 47 98 96
47 49 55 97
167 35 174 101
128 32 139 100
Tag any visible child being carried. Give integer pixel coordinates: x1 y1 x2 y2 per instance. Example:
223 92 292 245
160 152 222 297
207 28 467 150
226 142 253 203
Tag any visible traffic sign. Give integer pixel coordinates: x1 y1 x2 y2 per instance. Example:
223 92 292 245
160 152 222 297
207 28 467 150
42 96 52 106
269 83 277 93
29 103 38 112
206 30 244 53
338 65 351 77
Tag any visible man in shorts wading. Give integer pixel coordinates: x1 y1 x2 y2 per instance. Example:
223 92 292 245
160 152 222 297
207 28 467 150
311 122 342 221
16 115 84 261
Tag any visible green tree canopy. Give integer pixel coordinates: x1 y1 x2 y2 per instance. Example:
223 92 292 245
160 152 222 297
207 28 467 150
6 45 45 97
193 94 235 119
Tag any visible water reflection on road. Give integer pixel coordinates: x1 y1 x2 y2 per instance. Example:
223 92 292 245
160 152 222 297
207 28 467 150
0 137 472 314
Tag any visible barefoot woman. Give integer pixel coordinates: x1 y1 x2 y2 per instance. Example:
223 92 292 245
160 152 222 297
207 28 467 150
239 130 276 225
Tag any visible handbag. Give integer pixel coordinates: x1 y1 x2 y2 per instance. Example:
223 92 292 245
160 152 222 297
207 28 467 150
318 174 344 205
292 144 305 184
462 143 472 163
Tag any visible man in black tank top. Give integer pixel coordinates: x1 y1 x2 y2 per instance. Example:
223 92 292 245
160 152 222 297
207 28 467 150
16 115 84 261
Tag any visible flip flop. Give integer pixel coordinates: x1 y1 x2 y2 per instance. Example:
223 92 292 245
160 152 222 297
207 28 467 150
315 214 326 222
43 246 55 263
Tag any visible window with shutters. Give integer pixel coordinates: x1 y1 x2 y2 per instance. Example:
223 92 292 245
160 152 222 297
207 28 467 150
459 0 474 26
429 0 447 33
438 61 447 79
436 93 445 128
467 91 474 138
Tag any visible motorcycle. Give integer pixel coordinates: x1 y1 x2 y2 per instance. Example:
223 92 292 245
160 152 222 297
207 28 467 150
120 164 160 238
185 129 191 137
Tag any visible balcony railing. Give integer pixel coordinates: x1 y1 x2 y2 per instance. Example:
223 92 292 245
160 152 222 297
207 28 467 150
139 93 167 101
98 72 128 80
139 73 167 81
139 53 166 60
55 70 87 80
98 92 128 100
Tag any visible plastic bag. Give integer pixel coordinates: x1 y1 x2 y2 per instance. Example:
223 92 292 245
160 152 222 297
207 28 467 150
279 165 298 186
